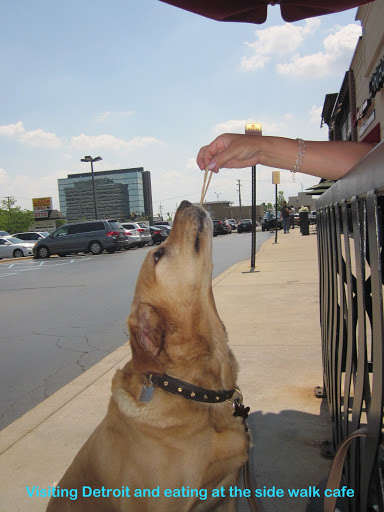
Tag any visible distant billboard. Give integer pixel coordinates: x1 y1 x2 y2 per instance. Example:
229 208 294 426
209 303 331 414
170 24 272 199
32 197 53 211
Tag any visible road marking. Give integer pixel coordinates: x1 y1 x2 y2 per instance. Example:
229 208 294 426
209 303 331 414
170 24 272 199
0 257 93 278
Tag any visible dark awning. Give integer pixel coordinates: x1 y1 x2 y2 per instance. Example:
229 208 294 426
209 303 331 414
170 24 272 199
159 0 374 24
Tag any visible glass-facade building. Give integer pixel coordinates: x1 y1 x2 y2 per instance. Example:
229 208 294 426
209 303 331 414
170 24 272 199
58 168 153 223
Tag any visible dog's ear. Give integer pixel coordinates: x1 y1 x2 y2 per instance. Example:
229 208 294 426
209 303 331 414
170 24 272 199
128 303 165 376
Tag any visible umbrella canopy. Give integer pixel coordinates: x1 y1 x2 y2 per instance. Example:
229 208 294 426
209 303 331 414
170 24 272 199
159 0 375 24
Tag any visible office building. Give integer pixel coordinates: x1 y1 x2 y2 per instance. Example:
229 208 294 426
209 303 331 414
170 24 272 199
58 167 153 223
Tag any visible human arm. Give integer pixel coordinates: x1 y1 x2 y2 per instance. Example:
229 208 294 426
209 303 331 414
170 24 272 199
196 134 376 181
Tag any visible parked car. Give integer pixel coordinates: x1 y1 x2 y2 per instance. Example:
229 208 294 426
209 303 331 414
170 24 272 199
149 226 167 245
310 211 317 224
121 222 152 247
261 213 282 232
153 221 171 227
121 227 141 249
237 219 253 233
0 231 10 236
156 225 171 238
33 220 127 259
226 219 238 231
212 220 230 236
0 236 35 259
12 231 50 242
293 213 300 226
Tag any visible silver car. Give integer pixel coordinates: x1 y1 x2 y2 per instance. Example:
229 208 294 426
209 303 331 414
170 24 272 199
121 222 152 247
12 231 50 242
0 236 35 259
121 228 141 249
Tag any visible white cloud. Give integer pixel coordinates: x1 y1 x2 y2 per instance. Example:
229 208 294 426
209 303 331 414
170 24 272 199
0 121 62 148
185 157 199 171
309 105 322 124
21 128 62 148
0 168 69 211
0 121 25 137
241 19 320 71
70 133 161 152
277 23 361 77
0 167 9 185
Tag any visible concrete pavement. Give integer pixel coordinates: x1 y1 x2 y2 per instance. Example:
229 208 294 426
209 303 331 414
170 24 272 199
0 226 332 512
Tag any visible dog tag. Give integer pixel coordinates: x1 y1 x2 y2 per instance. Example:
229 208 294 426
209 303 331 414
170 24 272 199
139 382 154 403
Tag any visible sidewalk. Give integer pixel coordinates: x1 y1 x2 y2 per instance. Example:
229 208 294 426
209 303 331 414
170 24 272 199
0 227 332 512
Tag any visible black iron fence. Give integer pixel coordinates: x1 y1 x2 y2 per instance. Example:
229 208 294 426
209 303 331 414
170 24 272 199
316 140 384 512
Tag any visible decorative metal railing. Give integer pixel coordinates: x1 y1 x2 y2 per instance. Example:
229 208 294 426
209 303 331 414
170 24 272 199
316 140 384 512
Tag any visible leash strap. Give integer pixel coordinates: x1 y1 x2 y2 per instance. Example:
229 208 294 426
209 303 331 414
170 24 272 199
323 427 368 512
243 458 262 512
242 426 369 512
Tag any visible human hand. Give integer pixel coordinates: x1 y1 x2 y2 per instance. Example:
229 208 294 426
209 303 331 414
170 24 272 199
196 133 262 173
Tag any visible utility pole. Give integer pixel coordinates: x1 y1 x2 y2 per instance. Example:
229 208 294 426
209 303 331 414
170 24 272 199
236 180 242 220
159 203 163 219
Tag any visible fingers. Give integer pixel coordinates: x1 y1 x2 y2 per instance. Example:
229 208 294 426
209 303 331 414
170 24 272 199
196 134 231 172
196 145 210 171
197 133 261 172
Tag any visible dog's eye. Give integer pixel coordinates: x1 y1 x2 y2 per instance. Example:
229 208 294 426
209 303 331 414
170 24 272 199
153 247 164 264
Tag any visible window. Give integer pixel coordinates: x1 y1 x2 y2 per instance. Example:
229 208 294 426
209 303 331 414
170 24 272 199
108 222 122 230
53 227 69 237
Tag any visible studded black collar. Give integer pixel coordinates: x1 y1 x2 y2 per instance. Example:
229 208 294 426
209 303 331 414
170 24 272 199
147 373 236 403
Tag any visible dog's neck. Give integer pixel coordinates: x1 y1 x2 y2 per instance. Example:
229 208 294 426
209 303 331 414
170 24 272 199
147 373 236 403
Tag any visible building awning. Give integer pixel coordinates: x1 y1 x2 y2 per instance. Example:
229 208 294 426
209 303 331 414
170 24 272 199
305 179 336 196
159 0 374 24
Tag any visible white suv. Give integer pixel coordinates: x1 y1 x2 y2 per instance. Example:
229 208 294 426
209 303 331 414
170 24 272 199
121 223 152 247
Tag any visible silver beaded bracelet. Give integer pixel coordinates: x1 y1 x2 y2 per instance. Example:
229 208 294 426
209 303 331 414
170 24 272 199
291 138 306 181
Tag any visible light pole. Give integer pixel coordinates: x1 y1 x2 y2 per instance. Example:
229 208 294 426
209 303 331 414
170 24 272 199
272 171 280 244
245 123 262 268
81 156 102 219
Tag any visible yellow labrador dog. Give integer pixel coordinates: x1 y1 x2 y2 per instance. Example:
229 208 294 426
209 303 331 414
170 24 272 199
47 200 249 512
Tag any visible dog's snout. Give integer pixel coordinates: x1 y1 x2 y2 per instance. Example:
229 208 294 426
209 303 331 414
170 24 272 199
178 200 193 210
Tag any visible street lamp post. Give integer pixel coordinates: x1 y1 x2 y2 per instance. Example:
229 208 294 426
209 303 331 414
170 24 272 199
80 156 102 219
272 171 280 244
245 123 262 268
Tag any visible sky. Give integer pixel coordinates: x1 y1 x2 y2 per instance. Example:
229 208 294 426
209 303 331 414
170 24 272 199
0 0 363 218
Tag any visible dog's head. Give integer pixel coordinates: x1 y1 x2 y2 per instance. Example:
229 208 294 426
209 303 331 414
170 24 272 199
128 201 224 378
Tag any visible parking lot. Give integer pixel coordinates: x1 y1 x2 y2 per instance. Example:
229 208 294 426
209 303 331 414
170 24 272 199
0 231 272 430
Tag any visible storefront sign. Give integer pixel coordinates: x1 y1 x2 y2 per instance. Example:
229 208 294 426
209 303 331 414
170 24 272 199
32 197 53 211
34 210 49 218
31 220 56 232
358 109 376 138
369 57 384 98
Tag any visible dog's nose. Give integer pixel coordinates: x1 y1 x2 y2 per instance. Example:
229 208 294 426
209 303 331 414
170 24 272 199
178 200 193 210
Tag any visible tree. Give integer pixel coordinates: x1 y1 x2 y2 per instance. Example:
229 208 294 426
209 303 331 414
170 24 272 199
276 191 286 210
0 197 34 234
